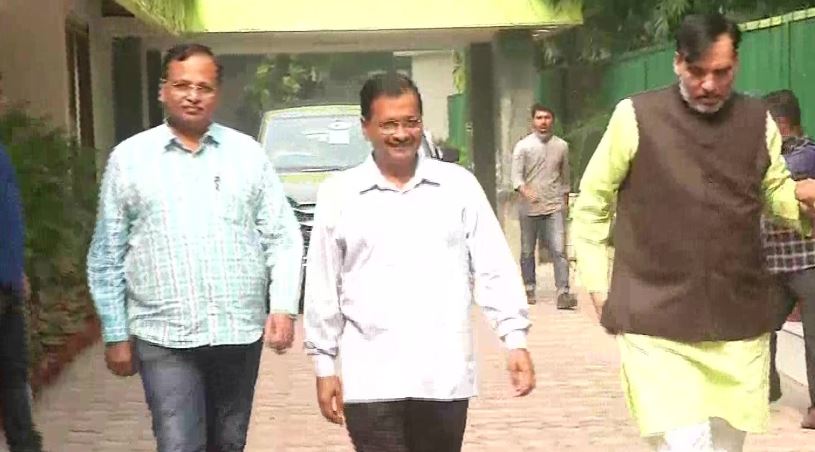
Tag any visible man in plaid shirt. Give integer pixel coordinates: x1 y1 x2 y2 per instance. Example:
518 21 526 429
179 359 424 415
87 44 303 451
762 89 815 429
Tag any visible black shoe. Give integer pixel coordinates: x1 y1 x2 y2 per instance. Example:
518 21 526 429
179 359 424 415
769 385 782 403
802 407 815 429
557 293 577 310
9 429 43 452
526 291 537 305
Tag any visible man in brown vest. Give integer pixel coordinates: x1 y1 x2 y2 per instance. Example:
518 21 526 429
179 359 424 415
572 13 815 451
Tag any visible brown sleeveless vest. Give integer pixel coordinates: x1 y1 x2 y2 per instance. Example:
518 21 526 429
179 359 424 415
602 85 775 342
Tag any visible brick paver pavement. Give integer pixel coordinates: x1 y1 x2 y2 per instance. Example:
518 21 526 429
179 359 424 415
18 265 815 451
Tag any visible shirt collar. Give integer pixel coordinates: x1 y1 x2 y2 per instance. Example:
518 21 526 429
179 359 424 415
535 132 553 143
161 121 222 152
783 135 814 152
356 149 441 194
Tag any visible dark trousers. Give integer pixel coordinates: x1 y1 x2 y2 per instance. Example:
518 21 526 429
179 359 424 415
134 338 263 452
770 268 815 407
344 399 469 452
0 290 42 452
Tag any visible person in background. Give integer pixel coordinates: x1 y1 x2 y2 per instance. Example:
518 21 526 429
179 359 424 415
510 104 575 309
761 88 815 428
0 73 43 452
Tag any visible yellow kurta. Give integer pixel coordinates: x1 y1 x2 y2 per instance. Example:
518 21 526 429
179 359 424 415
571 97 805 436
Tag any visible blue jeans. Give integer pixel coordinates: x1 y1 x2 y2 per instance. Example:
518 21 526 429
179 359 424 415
0 289 42 452
520 210 570 296
135 338 263 452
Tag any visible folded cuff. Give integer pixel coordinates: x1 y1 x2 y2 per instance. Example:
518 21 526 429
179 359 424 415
312 354 337 377
102 327 129 344
503 330 528 350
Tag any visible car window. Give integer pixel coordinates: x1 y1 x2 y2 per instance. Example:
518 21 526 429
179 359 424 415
263 115 370 171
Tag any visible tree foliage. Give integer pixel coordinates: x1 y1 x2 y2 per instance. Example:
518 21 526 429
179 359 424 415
544 0 815 63
241 54 321 118
239 52 408 133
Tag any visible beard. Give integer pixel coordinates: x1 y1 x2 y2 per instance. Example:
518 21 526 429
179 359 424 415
678 81 729 115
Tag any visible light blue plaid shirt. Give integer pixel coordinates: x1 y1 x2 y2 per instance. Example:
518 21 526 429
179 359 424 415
87 123 303 348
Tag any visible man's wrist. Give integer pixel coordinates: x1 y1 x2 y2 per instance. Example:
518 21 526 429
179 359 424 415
102 329 130 344
589 291 608 304
269 310 298 320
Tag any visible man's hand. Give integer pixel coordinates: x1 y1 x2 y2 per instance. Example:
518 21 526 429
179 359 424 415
105 341 137 377
507 349 535 397
589 292 607 321
795 179 815 207
316 376 345 424
800 201 815 219
264 313 294 354
519 186 540 203
590 292 620 335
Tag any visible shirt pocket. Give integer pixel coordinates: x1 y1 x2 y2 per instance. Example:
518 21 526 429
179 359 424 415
216 176 256 226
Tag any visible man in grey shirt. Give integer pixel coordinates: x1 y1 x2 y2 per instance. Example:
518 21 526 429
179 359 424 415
511 103 575 309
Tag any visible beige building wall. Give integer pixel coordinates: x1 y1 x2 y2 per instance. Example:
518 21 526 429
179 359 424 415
0 0 72 129
404 50 457 142
0 0 117 154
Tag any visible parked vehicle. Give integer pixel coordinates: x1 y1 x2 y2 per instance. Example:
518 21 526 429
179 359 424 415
258 104 455 310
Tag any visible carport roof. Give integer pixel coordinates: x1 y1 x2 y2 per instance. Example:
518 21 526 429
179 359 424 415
115 0 582 34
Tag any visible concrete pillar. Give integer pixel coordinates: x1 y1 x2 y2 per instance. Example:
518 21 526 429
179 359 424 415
492 30 536 195
145 48 164 128
467 43 497 212
112 37 145 143
404 50 456 142
490 30 537 254
90 8 116 157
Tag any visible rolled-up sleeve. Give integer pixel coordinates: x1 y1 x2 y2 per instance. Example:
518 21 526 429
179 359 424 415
256 159 304 315
572 99 638 293
87 151 130 343
463 172 530 349
303 180 345 376
511 142 526 190
561 142 572 194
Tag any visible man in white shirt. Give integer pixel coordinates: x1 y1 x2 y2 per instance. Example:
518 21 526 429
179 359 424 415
303 73 535 451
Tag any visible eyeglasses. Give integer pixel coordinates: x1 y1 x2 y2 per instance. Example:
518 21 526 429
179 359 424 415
162 79 217 97
378 118 423 135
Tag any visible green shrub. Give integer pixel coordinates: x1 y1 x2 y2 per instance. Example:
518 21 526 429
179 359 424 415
0 108 98 376
563 110 612 192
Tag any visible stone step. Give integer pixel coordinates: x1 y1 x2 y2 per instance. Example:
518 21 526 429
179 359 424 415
777 321 809 388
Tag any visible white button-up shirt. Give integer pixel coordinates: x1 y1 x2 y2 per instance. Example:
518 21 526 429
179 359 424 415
304 152 530 403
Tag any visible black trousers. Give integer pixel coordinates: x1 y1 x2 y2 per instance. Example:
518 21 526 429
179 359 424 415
770 268 815 407
344 399 469 452
0 289 42 452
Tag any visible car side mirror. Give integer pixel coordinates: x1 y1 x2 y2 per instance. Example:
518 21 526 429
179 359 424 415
440 147 460 163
